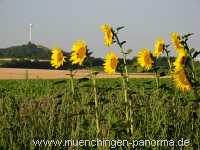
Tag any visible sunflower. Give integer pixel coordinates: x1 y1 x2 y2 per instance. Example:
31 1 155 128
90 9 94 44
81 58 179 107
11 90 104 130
172 68 192 92
173 48 187 71
137 48 154 70
70 40 88 65
101 24 113 47
153 38 165 57
51 48 66 69
171 32 184 52
103 51 118 74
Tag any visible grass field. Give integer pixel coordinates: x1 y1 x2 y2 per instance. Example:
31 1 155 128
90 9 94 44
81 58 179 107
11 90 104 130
0 79 199 150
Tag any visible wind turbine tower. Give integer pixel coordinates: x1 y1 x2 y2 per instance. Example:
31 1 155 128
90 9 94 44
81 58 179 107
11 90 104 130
29 24 32 42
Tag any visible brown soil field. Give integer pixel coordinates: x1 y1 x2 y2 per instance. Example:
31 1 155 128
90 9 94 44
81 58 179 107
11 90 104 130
0 68 169 79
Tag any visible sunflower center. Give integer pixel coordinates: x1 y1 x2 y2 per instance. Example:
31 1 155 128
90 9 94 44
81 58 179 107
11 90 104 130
158 44 164 52
77 48 86 59
175 37 183 48
144 54 152 65
180 56 186 64
110 58 117 69
57 52 63 62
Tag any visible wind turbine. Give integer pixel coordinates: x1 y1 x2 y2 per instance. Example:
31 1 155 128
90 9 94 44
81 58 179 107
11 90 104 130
29 23 32 42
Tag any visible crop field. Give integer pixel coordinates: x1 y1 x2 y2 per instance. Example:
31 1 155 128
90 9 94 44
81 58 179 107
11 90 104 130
0 68 165 79
0 78 199 150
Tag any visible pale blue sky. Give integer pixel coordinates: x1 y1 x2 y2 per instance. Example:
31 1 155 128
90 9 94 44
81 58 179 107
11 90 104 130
0 0 200 57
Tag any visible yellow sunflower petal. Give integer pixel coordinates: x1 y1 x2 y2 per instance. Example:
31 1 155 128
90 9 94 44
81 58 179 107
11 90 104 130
51 48 66 69
103 51 118 74
70 40 87 65
172 68 192 92
173 48 187 71
171 32 184 52
137 48 154 70
153 38 165 57
101 24 113 47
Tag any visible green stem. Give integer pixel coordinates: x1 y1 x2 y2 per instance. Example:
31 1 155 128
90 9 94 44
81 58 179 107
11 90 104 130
154 58 160 89
70 70 74 95
121 49 129 81
191 59 196 79
114 33 129 81
92 74 100 136
191 59 199 98
185 41 198 97
114 32 130 135
185 42 198 84
164 49 172 72
185 42 196 79
122 77 129 120
155 71 159 89
129 100 134 135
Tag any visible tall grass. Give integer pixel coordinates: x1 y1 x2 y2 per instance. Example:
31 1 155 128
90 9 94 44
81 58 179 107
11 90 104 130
0 79 199 149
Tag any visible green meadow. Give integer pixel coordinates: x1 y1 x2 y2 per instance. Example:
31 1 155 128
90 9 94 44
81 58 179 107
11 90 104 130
0 79 199 150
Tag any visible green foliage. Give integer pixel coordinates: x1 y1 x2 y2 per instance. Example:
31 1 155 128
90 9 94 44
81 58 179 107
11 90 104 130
0 42 52 59
0 79 199 149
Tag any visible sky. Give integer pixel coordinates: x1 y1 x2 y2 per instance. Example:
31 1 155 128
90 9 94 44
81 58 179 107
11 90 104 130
0 0 200 57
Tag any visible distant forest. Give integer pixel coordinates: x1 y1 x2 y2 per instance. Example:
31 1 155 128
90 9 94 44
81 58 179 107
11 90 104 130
0 42 51 59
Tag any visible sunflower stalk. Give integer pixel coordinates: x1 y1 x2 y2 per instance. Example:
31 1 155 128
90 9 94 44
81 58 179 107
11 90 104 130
129 99 134 135
154 58 160 89
91 72 100 136
155 72 159 89
86 53 101 137
164 48 172 72
113 32 129 81
70 69 75 95
184 40 199 98
113 31 132 134
121 76 129 120
184 41 196 79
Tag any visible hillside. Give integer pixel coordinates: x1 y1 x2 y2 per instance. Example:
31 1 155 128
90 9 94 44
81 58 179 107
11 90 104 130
0 42 52 59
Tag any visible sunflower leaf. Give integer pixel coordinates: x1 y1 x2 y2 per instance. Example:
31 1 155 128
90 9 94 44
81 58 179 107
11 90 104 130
87 51 93 56
190 48 196 54
192 51 200 58
125 49 133 55
182 33 194 39
165 44 170 48
120 41 126 46
116 26 125 31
